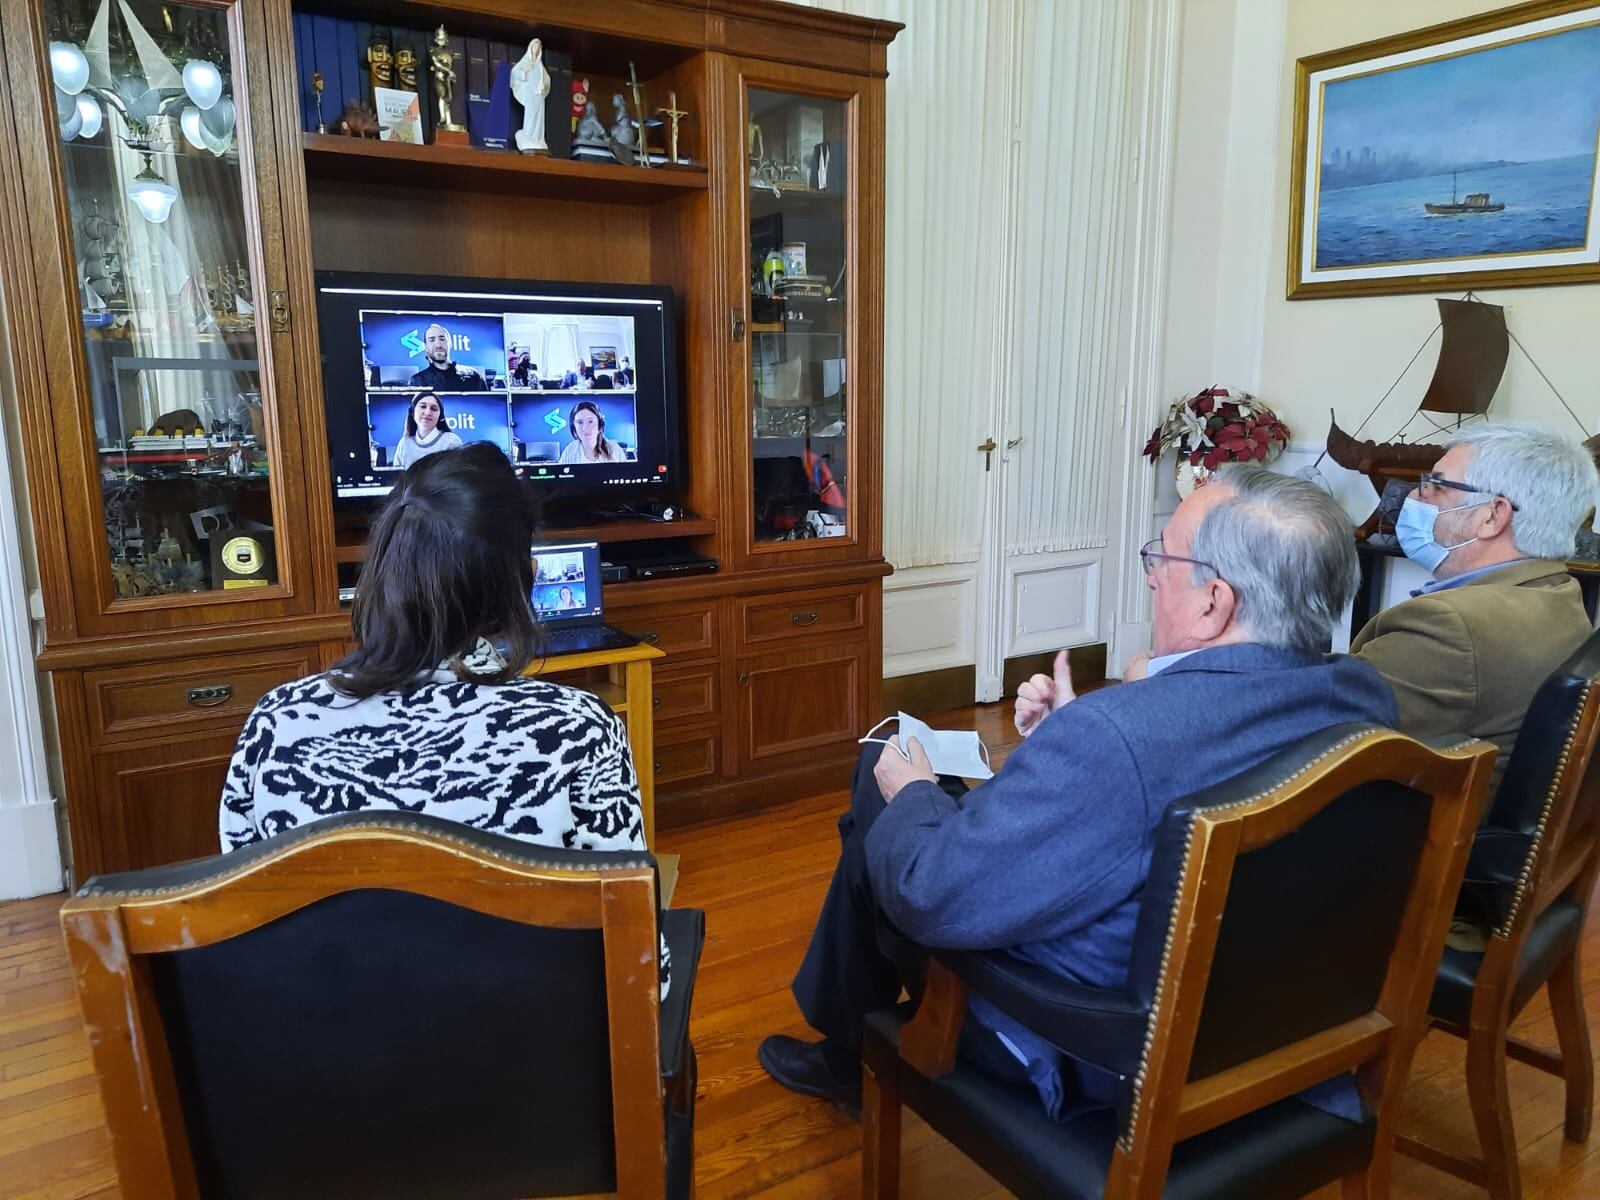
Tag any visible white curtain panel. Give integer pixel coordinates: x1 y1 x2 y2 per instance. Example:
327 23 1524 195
796 0 1139 567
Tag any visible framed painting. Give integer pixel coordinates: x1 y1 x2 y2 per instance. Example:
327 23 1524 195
1289 0 1600 299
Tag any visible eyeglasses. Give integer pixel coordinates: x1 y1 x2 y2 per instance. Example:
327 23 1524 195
1139 537 1219 578
1417 473 1520 511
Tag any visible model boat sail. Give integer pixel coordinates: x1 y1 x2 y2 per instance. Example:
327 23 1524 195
1326 297 1509 491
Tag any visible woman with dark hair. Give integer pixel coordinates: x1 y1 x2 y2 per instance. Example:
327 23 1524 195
558 399 629 464
217 443 666 988
392 391 464 468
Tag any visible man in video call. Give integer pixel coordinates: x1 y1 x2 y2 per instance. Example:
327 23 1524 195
407 322 490 391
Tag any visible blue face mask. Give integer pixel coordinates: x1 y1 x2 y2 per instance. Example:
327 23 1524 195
1395 495 1490 573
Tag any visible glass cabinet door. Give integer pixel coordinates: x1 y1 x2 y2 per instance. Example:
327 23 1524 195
41 0 287 604
743 85 854 551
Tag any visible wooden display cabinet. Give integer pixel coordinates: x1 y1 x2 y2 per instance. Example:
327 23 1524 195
0 0 899 880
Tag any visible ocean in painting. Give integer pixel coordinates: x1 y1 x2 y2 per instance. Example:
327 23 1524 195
1314 155 1597 270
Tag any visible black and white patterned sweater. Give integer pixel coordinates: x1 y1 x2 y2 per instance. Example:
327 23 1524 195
218 665 669 995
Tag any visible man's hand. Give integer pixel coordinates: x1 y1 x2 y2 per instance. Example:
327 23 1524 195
1013 649 1075 738
1122 651 1153 683
874 735 936 802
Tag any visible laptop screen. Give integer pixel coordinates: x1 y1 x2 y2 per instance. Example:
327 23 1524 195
530 541 603 623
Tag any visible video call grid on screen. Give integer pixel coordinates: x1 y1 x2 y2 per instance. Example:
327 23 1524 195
360 309 641 467
316 276 679 500
531 542 602 622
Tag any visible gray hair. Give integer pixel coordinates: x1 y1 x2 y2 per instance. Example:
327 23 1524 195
1446 423 1600 559
1188 464 1358 651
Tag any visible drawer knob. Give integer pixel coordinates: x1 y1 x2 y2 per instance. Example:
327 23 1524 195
652 697 661 710
738 672 750 686
790 611 819 626
653 759 661 771
642 631 661 646
186 684 233 708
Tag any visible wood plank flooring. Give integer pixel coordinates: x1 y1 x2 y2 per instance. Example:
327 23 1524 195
3 702 1600 1197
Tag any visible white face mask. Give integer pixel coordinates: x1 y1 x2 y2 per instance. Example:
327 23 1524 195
860 713 994 780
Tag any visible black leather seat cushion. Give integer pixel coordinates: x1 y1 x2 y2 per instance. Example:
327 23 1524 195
1430 899 1584 1028
864 1012 1374 1200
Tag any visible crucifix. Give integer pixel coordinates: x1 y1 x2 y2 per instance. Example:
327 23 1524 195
659 91 688 165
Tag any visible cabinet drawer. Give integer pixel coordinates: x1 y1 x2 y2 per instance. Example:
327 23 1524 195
738 584 866 648
611 602 718 660
653 727 721 788
84 646 321 743
652 664 719 726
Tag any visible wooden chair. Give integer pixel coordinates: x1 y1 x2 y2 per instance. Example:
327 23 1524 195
1397 630 1600 1199
59 811 703 1200
860 725 1495 1200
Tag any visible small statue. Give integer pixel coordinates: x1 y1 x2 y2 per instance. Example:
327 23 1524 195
311 71 326 134
573 100 607 148
367 35 393 92
510 38 550 154
429 25 466 133
609 93 635 147
395 46 418 91
337 99 379 138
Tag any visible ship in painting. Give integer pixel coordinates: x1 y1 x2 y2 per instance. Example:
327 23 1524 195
1424 172 1505 215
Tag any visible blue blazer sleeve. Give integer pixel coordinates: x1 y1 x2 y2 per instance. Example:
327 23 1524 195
864 701 1150 951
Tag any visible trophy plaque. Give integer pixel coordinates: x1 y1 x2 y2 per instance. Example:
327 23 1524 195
212 528 277 590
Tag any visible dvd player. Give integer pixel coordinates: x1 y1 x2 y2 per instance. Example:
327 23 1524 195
626 555 719 580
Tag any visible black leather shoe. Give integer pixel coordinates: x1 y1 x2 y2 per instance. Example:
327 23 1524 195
757 1034 862 1119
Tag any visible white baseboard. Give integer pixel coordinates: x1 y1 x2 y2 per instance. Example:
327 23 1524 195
0 800 64 900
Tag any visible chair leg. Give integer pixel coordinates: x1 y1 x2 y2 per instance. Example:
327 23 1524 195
1340 1166 1374 1200
1466 1017 1522 1200
1547 948 1594 1143
861 1063 901 1200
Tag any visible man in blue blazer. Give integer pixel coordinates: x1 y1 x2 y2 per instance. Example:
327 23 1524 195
760 465 1399 1119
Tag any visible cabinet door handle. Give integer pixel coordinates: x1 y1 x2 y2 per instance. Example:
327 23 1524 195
730 306 745 342
652 697 661 710
790 611 819 626
641 631 661 646
269 289 290 333
186 684 233 708
653 759 661 771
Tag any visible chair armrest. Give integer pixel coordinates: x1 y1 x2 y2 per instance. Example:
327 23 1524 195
658 908 705 1086
937 949 1148 1078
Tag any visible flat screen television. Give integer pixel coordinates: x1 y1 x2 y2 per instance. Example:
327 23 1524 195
315 271 680 507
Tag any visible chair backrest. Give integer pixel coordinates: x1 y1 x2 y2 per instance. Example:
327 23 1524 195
1112 725 1494 1195
1467 628 1600 936
59 812 670 1200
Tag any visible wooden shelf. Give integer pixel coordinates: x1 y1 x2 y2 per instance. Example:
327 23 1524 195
333 515 715 564
302 134 708 202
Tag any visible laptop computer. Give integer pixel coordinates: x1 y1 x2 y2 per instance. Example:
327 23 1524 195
531 540 639 654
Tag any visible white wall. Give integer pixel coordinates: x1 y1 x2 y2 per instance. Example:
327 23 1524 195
1262 0 1600 442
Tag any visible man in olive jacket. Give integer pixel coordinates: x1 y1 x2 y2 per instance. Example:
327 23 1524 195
1352 423 1599 787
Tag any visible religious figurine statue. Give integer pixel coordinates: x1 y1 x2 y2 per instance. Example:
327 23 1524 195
510 38 551 154
659 91 688 165
367 35 393 92
609 93 635 147
429 25 466 133
395 46 418 91
573 101 607 148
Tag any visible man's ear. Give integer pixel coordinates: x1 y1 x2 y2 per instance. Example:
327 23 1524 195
1481 495 1515 539
1195 577 1238 641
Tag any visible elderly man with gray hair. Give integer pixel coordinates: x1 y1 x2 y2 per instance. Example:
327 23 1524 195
759 464 1398 1124
1352 422 1600 788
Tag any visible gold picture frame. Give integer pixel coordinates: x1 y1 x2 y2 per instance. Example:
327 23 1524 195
1288 0 1600 300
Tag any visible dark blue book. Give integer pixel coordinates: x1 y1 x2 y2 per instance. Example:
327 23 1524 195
482 61 512 151
335 20 361 116
293 13 315 132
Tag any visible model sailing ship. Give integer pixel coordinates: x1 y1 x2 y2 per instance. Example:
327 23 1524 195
1327 296 1599 538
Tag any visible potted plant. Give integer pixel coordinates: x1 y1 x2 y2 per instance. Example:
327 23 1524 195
1143 386 1292 496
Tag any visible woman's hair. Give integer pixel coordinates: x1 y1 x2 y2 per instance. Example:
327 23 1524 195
569 399 611 459
333 442 541 698
404 392 448 440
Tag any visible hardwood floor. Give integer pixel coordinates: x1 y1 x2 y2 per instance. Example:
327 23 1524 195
3 702 1600 1197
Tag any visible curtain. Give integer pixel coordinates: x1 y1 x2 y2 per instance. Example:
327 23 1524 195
788 0 1139 566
